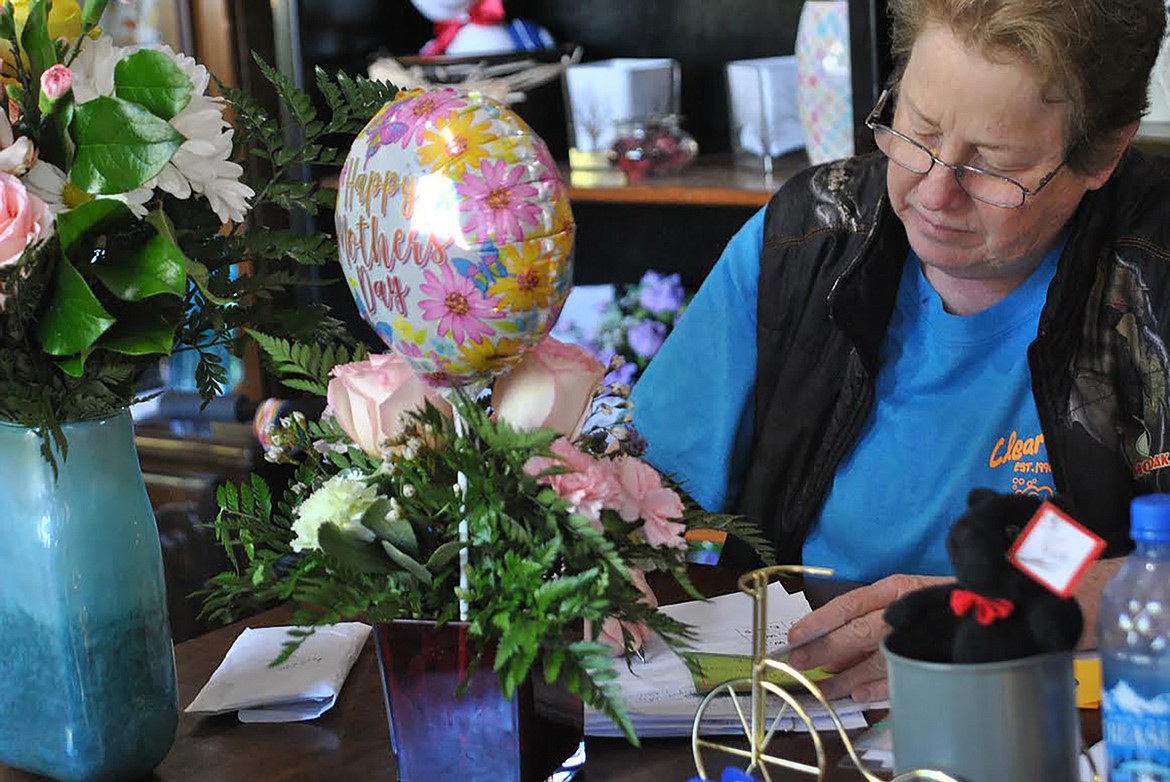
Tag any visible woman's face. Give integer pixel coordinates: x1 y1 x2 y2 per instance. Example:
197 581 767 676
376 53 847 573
886 24 1117 293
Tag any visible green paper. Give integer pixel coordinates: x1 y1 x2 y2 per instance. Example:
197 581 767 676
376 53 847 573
685 651 832 696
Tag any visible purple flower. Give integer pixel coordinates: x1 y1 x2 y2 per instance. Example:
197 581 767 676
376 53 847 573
627 319 668 360
605 361 638 387
638 271 686 315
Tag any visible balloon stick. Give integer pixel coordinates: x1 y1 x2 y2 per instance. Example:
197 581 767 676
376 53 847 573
453 407 470 622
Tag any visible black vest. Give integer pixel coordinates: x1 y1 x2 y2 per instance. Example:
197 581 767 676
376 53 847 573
737 151 1170 566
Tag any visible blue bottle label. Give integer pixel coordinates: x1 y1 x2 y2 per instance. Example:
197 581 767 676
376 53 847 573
1102 676 1170 777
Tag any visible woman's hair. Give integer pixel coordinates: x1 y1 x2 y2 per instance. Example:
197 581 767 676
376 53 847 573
887 0 1166 173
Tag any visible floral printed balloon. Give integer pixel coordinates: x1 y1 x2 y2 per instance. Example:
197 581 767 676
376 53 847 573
336 87 575 389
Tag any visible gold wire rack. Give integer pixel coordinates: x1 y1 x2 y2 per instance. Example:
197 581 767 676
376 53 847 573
688 565 959 782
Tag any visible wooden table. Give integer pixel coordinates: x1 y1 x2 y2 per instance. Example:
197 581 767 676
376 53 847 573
0 570 1102 781
176 608 865 781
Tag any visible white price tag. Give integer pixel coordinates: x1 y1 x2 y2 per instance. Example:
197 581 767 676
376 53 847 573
1007 501 1106 597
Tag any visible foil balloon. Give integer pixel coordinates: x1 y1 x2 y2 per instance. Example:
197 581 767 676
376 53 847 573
335 87 575 389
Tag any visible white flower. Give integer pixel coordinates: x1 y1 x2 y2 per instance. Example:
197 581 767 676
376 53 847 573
24 160 152 217
68 39 254 223
69 35 119 104
144 45 254 223
290 472 379 553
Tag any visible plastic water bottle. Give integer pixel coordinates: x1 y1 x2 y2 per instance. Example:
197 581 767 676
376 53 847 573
1099 494 1170 777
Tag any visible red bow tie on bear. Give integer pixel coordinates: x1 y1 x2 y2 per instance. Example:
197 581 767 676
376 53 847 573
422 0 507 57
950 589 1015 625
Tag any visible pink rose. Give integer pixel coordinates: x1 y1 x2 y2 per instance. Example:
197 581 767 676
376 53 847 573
493 336 605 438
523 437 618 523
0 172 52 269
326 352 452 456
589 568 659 656
611 456 687 549
0 105 32 177
40 64 72 101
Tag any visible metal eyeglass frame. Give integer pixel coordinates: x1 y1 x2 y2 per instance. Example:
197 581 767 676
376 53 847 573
864 88 1065 208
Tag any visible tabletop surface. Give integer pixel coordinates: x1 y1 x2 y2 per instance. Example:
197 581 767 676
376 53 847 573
0 569 1101 781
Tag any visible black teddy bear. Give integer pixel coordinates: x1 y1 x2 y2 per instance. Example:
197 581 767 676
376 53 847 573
883 488 1084 664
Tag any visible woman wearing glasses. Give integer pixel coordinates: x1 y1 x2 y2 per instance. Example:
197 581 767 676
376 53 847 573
630 0 1169 701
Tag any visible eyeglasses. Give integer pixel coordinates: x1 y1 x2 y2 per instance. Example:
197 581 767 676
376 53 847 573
865 89 1065 208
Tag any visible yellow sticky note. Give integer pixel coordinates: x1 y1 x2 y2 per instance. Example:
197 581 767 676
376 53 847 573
1074 656 1102 709
686 652 831 695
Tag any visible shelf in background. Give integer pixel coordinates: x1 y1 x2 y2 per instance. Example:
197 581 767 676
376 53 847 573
320 153 809 209
563 152 808 208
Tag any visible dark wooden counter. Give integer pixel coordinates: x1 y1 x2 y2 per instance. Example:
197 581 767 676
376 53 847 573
0 569 1102 781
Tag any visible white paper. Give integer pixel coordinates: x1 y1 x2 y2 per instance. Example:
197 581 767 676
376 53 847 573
726 56 804 157
585 586 884 739
659 580 819 656
1009 503 1105 595
549 284 616 347
185 623 371 723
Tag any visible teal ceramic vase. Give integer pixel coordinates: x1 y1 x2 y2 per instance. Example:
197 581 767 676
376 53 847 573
0 412 178 781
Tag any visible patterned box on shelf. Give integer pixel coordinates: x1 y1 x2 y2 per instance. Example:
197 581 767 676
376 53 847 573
795 0 854 165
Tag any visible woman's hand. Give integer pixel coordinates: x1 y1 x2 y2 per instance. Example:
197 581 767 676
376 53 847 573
785 573 952 702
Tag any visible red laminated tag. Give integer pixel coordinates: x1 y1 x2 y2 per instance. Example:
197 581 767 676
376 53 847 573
1007 501 1106 598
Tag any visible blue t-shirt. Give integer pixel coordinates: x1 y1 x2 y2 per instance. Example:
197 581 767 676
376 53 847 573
632 208 1061 580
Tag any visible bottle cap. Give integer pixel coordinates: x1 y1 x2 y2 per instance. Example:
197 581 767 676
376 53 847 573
1131 494 1170 542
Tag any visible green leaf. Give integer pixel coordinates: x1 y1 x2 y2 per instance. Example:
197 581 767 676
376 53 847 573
360 501 419 556
380 540 433 584
97 311 175 356
81 0 111 30
20 0 56 93
36 258 115 356
91 231 187 301
56 198 135 254
54 352 89 377
426 539 465 571
318 524 394 575
114 49 193 120
70 96 184 194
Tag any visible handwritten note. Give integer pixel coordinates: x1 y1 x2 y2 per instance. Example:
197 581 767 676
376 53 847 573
583 584 884 738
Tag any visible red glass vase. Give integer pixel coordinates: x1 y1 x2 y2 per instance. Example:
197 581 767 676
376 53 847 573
373 620 584 782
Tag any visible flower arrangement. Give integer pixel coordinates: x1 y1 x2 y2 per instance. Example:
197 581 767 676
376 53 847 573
592 270 691 386
0 0 397 459
203 334 771 743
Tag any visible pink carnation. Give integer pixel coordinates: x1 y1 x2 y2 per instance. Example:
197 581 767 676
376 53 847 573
524 438 618 523
611 456 687 549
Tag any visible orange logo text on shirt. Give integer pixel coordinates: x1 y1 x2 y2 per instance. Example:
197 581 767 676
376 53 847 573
989 430 1046 469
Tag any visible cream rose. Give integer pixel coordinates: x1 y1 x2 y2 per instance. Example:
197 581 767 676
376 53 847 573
493 337 605 437
326 352 452 456
0 172 52 271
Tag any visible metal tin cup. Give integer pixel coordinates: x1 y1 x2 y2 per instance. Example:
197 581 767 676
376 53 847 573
883 643 1080 782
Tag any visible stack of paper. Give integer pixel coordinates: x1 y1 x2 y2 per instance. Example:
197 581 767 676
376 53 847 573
186 623 371 723
585 584 887 739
